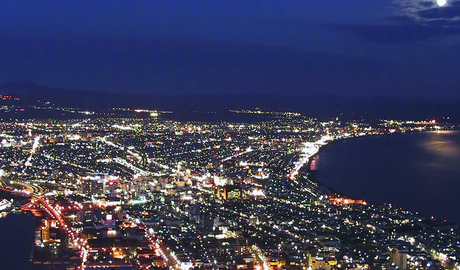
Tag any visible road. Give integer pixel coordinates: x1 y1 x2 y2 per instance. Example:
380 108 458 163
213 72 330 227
0 180 87 268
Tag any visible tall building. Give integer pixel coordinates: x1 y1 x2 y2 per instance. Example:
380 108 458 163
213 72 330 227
81 177 103 196
216 185 242 200
391 248 408 270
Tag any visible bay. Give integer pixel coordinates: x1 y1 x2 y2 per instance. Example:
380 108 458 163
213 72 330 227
0 213 35 270
315 130 460 224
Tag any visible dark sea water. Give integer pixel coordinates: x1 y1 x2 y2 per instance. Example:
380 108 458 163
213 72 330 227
315 130 460 224
0 213 35 270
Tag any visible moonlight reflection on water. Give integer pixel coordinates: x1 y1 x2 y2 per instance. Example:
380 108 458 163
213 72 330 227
316 131 460 224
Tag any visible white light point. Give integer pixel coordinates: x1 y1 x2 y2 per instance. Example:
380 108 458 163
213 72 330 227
437 0 447 7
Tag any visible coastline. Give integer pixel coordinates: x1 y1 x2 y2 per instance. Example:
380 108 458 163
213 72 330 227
306 129 460 225
0 212 35 269
306 129 455 172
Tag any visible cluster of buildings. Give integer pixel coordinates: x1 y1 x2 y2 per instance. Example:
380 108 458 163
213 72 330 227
0 112 458 269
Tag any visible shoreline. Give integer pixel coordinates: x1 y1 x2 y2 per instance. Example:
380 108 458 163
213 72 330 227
0 212 35 269
306 129 456 172
304 130 460 224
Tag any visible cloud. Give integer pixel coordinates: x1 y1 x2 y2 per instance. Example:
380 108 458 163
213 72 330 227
417 3 460 20
393 0 460 24
329 23 460 43
281 19 460 44
315 1 460 44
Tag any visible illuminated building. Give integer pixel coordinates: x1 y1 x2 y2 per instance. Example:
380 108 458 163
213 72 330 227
41 227 51 242
216 185 242 200
81 177 103 196
391 248 408 270
308 254 336 270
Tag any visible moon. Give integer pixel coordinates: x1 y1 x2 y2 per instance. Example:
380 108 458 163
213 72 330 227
437 0 447 7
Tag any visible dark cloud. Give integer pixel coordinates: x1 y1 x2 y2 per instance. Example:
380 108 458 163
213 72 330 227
418 4 460 19
280 13 460 44
385 15 419 25
331 23 460 43
393 0 460 24
3 35 457 98
318 0 460 43
420 1 436 8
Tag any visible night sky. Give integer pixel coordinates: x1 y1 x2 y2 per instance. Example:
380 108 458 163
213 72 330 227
1 0 459 99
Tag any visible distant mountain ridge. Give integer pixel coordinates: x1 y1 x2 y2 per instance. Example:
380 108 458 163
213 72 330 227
1 80 460 121
0 80 141 110
0 80 86 100
1 80 44 91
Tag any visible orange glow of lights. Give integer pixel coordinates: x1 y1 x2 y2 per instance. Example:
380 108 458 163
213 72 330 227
330 197 366 206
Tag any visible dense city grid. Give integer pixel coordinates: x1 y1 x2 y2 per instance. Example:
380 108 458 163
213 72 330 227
0 111 459 270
